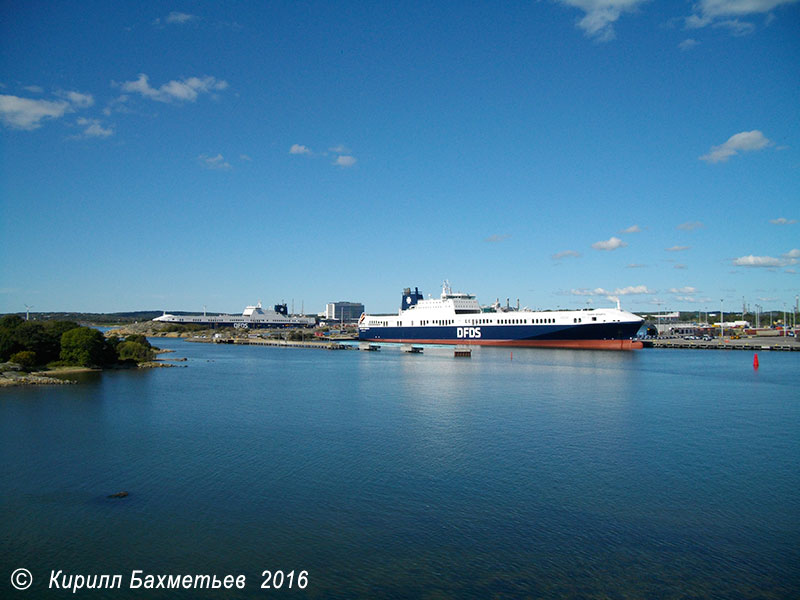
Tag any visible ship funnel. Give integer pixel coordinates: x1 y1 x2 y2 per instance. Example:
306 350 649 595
401 287 423 310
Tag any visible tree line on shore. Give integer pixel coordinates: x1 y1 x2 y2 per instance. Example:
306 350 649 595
0 315 155 369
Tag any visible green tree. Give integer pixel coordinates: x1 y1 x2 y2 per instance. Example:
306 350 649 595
43 321 80 344
0 315 24 330
0 329 19 361
124 334 151 348
10 350 37 369
116 341 154 363
0 315 25 361
14 321 64 364
60 327 109 367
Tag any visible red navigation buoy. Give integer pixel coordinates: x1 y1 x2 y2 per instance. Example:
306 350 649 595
753 353 759 369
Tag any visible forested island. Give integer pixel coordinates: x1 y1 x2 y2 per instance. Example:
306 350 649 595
0 315 164 386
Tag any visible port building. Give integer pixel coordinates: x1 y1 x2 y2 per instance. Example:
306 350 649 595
324 302 365 323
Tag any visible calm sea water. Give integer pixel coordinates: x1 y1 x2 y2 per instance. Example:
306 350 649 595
1 340 798 599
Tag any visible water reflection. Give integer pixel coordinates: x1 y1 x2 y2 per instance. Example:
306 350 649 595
1 340 798 599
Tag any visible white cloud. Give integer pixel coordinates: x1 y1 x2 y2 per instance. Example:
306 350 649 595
556 0 649 42
60 90 94 108
166 11 198 24
289 144 311 155
677 221 704 230
678 38 700 50
198 153 231 170
570 284 655 296
626 263 647 268
23 85 44 93
571 287 610 296
732 249 799 267
334 155 357 167
154 12 199 26
674 264 688 269
239 154 252 161
0 94 70 130
485 234 511 243
666 245 691 251
118 74 228 103
76 117 113 138
615 285 654 295
685 0 798 33
691 0 797 19
733 255 783 267
552 250 581 259
103 94 130 116
329 145 350 153
769 217 797 225
700 130 771 163
713 18 756 34
592 236 627 251
674 295 713 303
619 224 641 234
669 286 697 294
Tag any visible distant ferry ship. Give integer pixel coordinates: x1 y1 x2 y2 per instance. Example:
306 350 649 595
153 302 315 329
358 283 644 350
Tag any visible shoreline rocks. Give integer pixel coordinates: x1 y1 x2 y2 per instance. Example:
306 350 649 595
0 371 78 387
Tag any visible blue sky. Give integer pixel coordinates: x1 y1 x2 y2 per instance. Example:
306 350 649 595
1 0 798 316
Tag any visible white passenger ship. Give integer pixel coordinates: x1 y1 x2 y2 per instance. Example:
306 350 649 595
358 283 644 350
153 302 315 329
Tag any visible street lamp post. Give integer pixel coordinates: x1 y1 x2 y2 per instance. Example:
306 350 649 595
784 303 787 338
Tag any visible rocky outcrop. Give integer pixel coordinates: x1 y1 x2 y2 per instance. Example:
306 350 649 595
0 371 77 387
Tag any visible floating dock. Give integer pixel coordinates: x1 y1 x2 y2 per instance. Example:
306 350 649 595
402 345 424 353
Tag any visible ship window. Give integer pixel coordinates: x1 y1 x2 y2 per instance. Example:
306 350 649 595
592 317 597 322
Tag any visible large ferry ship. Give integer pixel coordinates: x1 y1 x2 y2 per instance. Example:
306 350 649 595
358 283 644 350
153 302 315 329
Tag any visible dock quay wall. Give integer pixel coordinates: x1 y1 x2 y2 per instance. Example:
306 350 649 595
187 337 350 350
644 338 799 351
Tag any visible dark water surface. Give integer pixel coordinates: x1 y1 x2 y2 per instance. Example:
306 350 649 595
2 340 798 599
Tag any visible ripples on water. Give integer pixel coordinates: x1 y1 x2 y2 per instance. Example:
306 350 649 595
1 341 798 599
